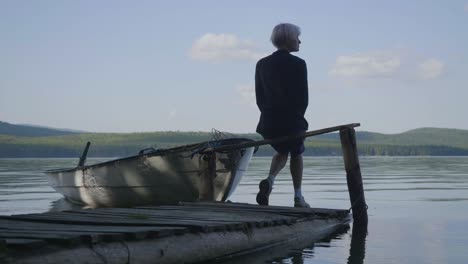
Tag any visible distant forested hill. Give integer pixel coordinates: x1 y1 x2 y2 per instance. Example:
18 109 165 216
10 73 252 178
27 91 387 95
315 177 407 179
1 121 468 157
0 121 79 137
307 127 468 156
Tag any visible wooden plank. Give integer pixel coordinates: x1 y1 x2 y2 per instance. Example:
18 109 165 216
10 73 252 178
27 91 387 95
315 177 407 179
85 207 297 222
1 211 291 237
56 207 296 226
64 210 256 226
3 216 350 264
0 202 350 253
63 211 280 232
200 123 360 153
1 214 241 233
0 219 184 240
0 202 345 240
2 238 46 248
0 201 352 263
0 231 84 244
189 202 349 216
69 212 279 226
2 214 193 227
2 229 142 243
177 201 348 212
0 218 182 234
0 229 124 243
173 202 349 218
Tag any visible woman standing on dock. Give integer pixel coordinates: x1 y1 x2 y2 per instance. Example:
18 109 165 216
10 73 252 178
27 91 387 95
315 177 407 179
255 23 310 208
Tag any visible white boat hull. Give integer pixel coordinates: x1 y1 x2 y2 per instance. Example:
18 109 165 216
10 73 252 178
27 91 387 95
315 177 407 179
45 139 255 207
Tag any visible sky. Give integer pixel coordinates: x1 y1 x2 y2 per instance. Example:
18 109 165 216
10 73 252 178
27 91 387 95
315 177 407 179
1 1 467 134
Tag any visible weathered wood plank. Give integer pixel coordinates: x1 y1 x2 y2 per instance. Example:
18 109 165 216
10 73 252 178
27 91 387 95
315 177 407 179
2 229 145 242
1 238 46 247
63 211 262 228
201 123 360 153
1 201 351 263
173 202 349 218
0 231 85 244
0 219 184 240
0 219 181 233
1 214 246 233
77 207 296 222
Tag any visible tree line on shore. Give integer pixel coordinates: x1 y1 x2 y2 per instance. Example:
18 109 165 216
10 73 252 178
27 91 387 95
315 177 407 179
2 121 468 157
2 134 468 158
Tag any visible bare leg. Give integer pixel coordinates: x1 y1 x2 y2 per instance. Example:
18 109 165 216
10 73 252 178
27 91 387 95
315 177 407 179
268 152 289 180
291 153 310 208
290 154 303 192
257 152 288 205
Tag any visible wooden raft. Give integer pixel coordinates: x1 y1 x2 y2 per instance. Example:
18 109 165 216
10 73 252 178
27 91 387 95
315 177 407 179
0 202 349 264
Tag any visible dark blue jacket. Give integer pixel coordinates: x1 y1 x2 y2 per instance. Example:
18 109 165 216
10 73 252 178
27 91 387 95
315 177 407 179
255 50 309 138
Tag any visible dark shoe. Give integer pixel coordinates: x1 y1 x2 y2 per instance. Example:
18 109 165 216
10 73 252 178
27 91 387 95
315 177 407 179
256 179 272 205
294 196 310 208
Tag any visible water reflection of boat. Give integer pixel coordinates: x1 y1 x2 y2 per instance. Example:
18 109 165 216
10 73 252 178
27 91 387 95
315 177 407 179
44 138 255 207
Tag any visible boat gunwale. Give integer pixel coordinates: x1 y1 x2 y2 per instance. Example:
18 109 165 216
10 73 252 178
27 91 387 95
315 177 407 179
43 137 256 174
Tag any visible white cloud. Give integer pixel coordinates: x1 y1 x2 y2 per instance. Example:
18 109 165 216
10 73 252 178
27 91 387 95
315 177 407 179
189 33 266 61
329 51 401 78
418 59 444 79
236 84 256 106
168 110 177 119
329 51 446 81
465 4 468 12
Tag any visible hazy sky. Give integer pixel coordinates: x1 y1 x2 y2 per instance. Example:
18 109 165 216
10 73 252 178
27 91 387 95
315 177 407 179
1 1 467 133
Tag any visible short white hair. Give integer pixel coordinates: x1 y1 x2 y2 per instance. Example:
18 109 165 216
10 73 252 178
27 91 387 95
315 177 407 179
270 23 301 49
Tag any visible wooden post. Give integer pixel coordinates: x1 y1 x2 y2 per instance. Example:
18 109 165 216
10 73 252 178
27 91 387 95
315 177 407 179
199 152 216 201
340 127 368 224
78 141 91 167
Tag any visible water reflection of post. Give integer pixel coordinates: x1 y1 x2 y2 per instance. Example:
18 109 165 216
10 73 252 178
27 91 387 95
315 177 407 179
291 254 304 264
347 222 368 264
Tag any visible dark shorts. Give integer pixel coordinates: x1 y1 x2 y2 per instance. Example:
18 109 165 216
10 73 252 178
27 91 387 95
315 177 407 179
269 134 305 156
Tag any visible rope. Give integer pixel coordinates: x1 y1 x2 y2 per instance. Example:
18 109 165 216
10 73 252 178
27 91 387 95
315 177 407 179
347 191 368 217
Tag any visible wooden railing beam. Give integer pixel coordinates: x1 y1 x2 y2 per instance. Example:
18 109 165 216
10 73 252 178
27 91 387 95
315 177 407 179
202 123 360 153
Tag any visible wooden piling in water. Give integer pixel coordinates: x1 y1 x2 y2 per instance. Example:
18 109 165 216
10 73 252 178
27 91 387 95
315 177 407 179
339 127 368 224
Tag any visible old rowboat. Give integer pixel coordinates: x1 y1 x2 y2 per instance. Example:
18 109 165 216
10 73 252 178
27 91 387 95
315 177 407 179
44 138 256 207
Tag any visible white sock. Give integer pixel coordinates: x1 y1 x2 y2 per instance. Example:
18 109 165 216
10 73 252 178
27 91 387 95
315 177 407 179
294 188 302 198
267 174 276 184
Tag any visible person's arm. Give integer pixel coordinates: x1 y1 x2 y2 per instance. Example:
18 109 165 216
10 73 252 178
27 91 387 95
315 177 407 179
255 62 265 112
292 60 308 115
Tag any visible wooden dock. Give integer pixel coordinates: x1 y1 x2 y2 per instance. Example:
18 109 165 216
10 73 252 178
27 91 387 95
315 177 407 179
0 202 350 264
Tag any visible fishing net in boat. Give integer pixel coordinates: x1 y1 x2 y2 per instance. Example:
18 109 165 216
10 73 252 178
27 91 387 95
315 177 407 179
200 128 238 151
211 128 236 141
138 128 245 157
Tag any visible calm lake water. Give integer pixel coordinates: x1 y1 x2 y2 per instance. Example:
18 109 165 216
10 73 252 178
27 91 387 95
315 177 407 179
1 156 468 263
